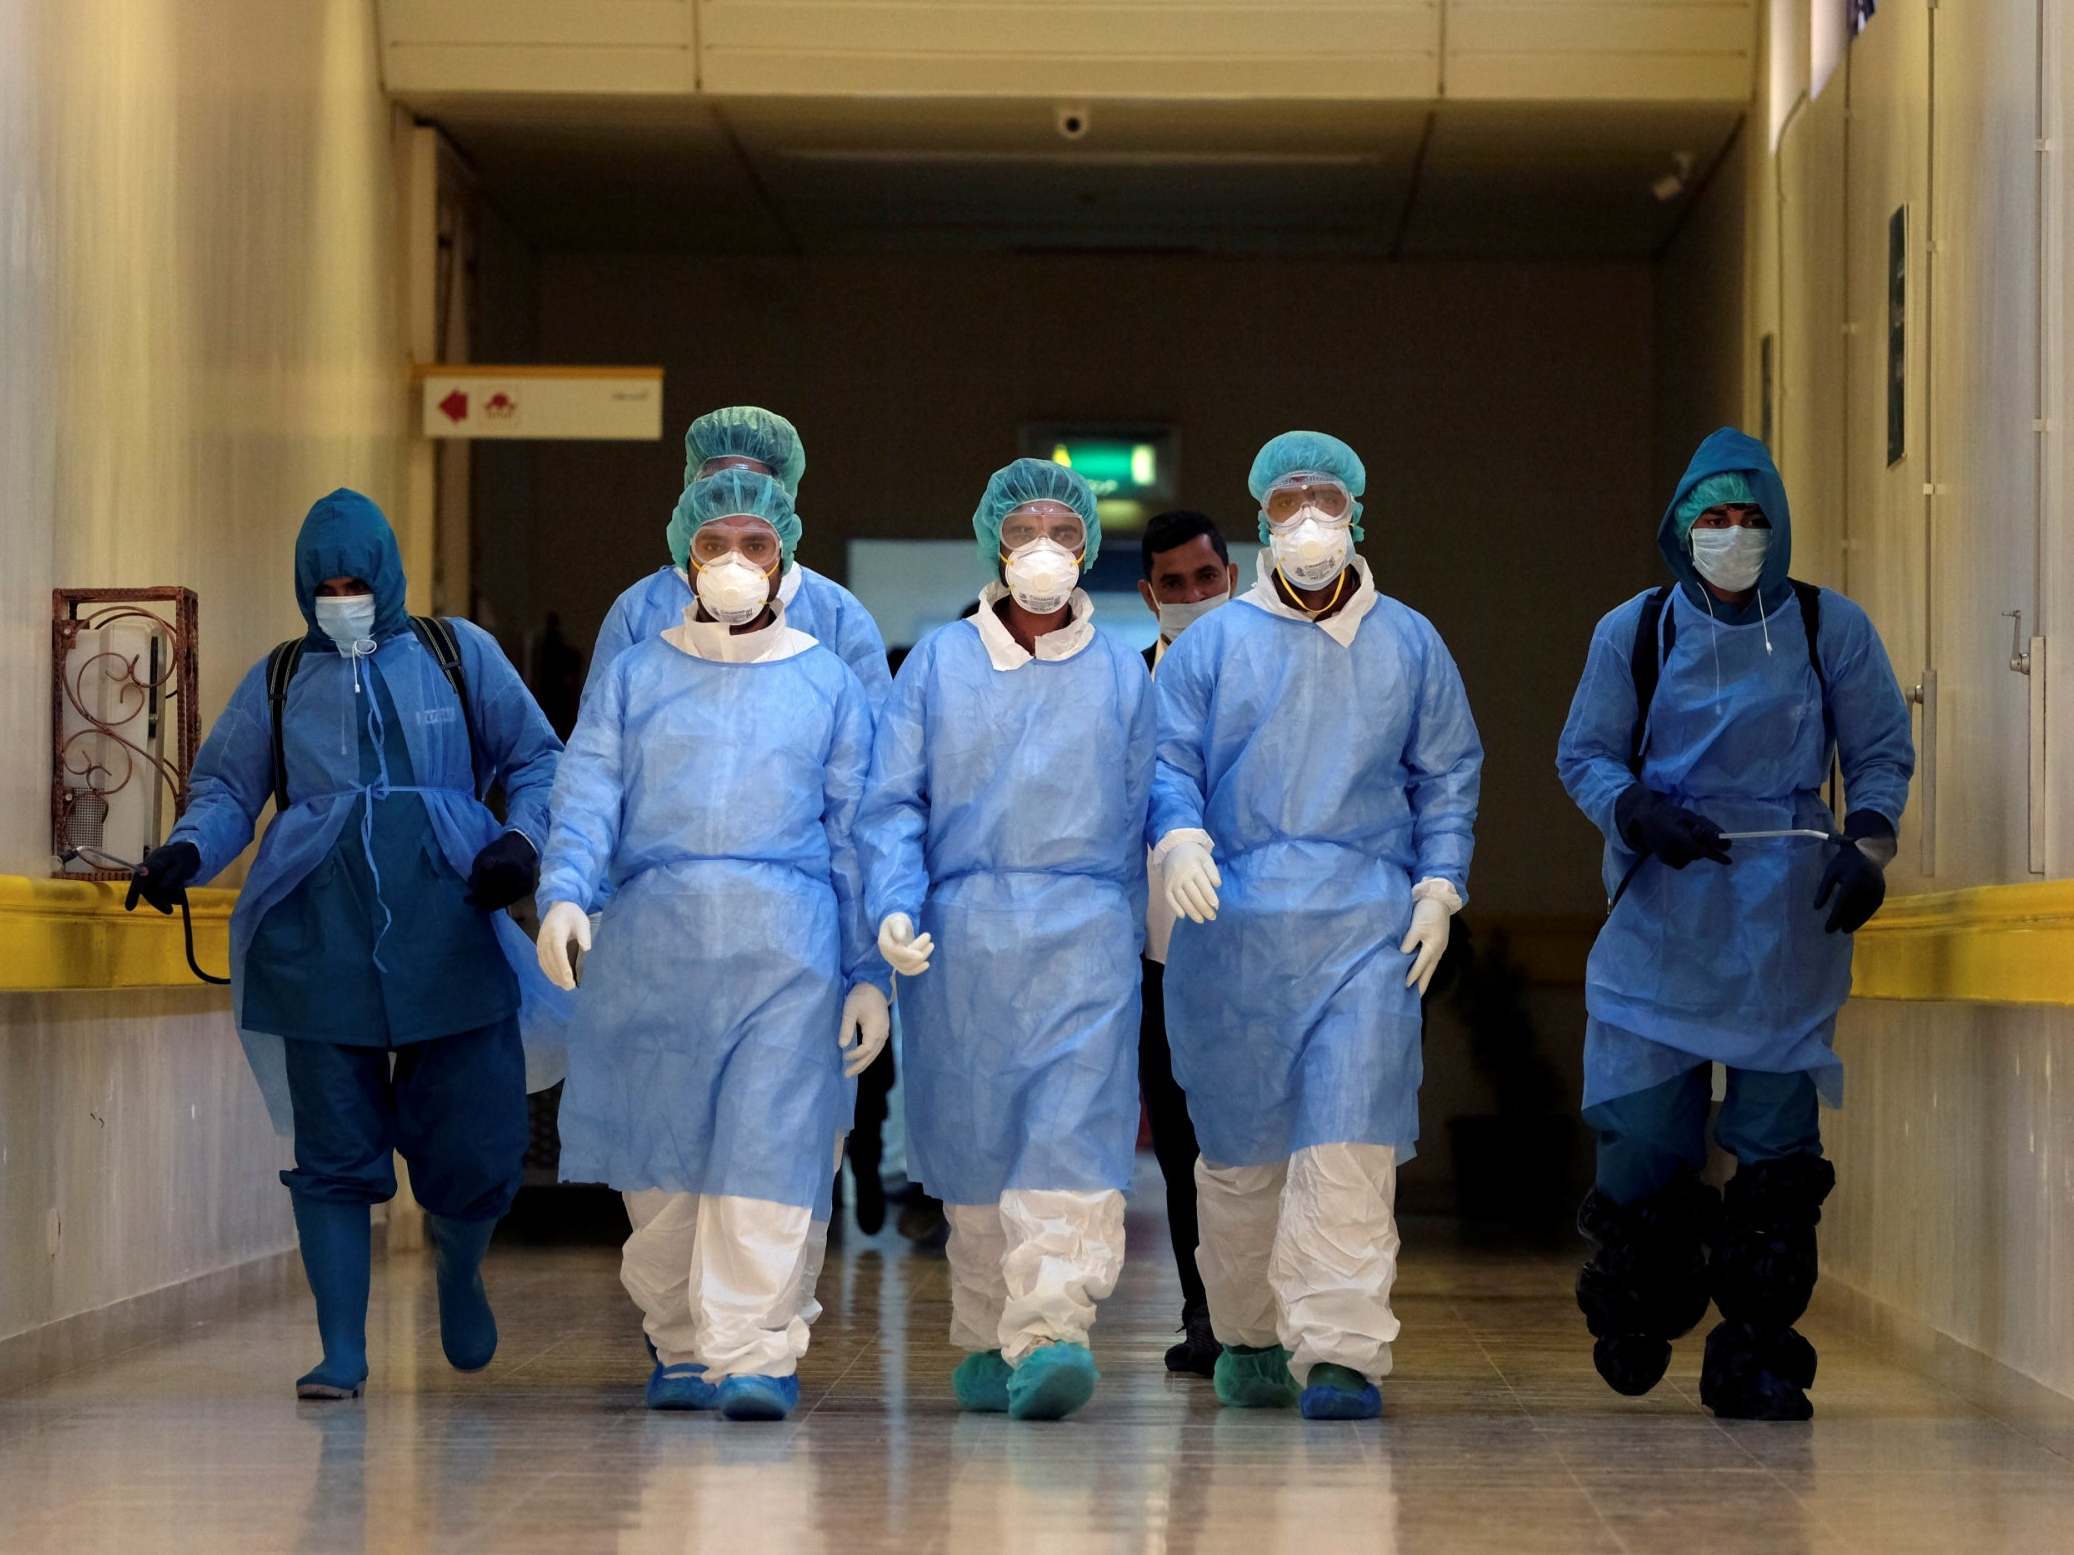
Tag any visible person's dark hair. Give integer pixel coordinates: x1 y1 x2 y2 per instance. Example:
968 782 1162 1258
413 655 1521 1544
1141 510 1230 579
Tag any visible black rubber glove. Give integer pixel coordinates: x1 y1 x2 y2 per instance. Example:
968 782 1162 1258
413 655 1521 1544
1813 811 1894 934
466 830 538 912
1615 786 1732 870
125 842 202 914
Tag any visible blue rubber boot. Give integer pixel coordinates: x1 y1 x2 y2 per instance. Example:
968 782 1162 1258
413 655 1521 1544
290 1195 370 1400
1213 1344 1301 1409
1006 1343 1099 1421
1298 1362 1382 1420
646 1362 718 1411
717 1374 800 1421
951 1350 1013 1413
426 1215 499 1372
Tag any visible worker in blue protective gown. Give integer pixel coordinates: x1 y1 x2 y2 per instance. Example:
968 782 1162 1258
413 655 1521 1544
582 404 891 711
1149 430 1482 1422
578 406 888 1337
126 489 566 1401
858 458 1151 1423
1556 427 1914 1420
534 468 891 1424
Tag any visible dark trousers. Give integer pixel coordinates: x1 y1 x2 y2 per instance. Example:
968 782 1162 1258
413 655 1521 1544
280 1015 528 1222
1584 1064 1822 1205
847 1040 895 1172
1139 957 1208 1318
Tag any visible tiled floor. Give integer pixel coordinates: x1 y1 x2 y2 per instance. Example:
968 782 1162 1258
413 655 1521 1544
5 1176 2072 1554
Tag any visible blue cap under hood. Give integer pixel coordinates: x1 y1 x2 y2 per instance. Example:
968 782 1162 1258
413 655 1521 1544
1658 428 1793 613
293 489 411 642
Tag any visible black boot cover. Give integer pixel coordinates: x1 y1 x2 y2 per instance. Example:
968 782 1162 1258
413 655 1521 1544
1700 1155 1836 1421
1575 1177 1718 1396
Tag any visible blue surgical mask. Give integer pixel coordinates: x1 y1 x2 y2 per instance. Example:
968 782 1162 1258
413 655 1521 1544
313 594 377 652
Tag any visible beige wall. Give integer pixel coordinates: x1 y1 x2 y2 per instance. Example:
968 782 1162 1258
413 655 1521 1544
0 0 410 1346
1657 0 2074 1400
514 252 1662 927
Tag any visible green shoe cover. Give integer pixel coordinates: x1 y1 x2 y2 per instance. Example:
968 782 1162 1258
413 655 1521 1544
952 1349 1012 1413
1213 1343 1301 1409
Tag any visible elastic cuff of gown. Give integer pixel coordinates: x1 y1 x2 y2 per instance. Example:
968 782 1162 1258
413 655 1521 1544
1151 828 1215 868
1411 877 1464 913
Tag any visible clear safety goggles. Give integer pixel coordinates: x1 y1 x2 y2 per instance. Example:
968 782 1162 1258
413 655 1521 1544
697 455 775 479
998 502 1088 557
690 518 782 570
1261 476 1354 530
1691 503 1771 529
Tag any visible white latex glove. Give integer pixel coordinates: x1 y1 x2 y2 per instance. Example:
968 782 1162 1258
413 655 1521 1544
838 984 892 1079
537 900 591 992
1401 897 1450 996
1164 841 1222 925
878 913 935 977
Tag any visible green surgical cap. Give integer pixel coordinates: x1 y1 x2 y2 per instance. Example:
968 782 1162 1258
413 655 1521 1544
1248 430 1367 543
681 406 806 498
1674 471 1759 540
972 458 1102 567
672 467 802 575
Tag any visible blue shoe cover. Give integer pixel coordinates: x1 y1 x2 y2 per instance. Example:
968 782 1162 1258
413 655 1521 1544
1006 1343 1098 1421
952 1350 1012 1413
645 1361 717 1411
427 1215 499 1372
1213 1344 1300 1409
717 1373 799 1421
291 1194 369 1400
1298 1363 1382 1420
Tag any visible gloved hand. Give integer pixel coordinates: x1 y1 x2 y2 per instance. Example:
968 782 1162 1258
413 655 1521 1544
465 830 538 911
1163 840 1222 924
1814 812 1894 934
1401 897 1450 996
838 983 892 1079
1615 787 1732 870
125 842 201 914
878 913 935 977
536 901 591 991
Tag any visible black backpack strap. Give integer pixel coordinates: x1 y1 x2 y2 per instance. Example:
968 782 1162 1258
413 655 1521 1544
264 638 306 812
410 616 481 797
1626 585 1674 775
1791 579 1825 685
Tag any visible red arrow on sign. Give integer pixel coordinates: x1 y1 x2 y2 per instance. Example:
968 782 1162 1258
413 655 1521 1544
438 389 469 423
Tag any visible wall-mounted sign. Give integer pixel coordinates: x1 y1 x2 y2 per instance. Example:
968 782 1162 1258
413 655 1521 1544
1887 206 1907 467
416 365 663 441
1019 424 1176 530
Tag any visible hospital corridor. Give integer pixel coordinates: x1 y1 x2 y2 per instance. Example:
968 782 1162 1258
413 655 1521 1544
5 2 2074 1552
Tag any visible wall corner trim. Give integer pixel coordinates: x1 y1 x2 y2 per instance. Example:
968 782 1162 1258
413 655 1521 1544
1852 880 2074 1005
0 874 236 994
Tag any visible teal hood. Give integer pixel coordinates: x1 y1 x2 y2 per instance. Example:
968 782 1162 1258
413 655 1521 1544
1657 428 1793 613
293 489 411 642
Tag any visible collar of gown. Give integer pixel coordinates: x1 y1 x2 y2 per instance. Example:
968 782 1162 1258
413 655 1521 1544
971 582 1097 669
777 564 805 608
663 600 816 664
1241 554 1380 647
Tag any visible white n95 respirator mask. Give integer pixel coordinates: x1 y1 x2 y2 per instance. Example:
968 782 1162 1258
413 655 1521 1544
1002 538 1081 615
1690 526 1769 593
695 556 773 627
1271 516 1351 591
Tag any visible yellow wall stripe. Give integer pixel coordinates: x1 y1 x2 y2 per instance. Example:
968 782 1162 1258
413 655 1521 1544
3 871 2069 1006
1850 880 2074 1006
0 874 235 994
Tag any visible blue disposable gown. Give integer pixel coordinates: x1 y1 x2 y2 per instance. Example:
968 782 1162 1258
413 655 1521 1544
1556 429 1915 1109
538 635 887 1212
584 564 891 713
170 490 569 1135
1149 584 1483 1169
858 618 1152 1205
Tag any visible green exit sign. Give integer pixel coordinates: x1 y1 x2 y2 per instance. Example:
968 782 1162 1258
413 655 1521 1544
1021 425 1175 529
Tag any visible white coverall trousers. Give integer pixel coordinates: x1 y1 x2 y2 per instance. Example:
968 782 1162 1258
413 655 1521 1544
944 1189 1127 1365
1194 1142 1401 1382
619 1134 845 1378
